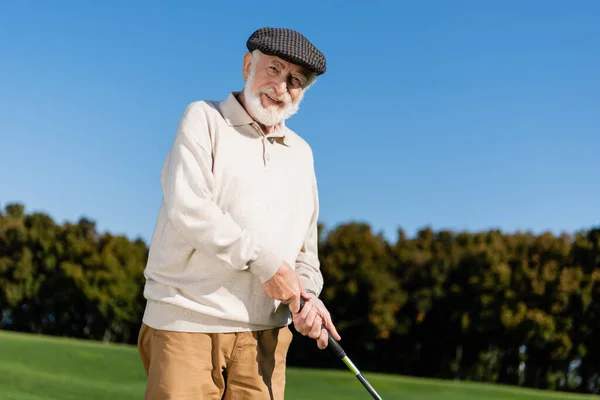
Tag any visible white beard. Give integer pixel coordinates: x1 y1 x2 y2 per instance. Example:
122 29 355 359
242 65 304 127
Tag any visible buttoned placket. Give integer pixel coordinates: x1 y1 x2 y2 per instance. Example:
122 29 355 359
263 135 271 166
251 123 272 166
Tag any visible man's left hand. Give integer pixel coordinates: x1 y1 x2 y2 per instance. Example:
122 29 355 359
292 292 341 349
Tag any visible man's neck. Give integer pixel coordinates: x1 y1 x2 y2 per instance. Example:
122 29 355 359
236 92 278 135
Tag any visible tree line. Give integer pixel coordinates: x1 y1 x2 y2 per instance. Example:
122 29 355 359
1 202 599 394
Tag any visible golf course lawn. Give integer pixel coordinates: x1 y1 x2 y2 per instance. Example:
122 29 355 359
0 329 597 400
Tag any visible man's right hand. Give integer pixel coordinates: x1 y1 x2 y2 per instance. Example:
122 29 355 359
263 262 302 313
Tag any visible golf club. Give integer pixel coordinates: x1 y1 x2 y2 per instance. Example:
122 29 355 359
298 298 383 400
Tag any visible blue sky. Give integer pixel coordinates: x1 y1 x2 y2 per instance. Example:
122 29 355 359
1 0 598 244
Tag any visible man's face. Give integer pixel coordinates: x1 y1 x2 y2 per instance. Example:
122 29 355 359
241 51 313 127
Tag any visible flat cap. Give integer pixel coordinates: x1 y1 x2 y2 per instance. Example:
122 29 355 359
246 27 326 76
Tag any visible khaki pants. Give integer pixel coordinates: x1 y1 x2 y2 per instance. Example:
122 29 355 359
137 322 294 400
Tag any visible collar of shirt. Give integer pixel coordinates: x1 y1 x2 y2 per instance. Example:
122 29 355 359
219 92 291 146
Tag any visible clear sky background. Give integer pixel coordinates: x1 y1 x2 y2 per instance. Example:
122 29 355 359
1 0 598 244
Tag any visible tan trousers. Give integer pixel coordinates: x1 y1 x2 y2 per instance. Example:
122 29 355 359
137 322 294 400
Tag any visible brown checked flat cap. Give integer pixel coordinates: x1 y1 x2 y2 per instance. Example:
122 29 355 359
246 27 326 75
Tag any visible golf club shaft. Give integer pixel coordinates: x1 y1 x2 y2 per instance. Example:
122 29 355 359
298 299 383 400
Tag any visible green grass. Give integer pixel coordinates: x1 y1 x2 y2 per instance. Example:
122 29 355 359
0 329 598 399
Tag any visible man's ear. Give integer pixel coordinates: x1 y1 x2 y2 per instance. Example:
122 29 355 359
242 51 253 81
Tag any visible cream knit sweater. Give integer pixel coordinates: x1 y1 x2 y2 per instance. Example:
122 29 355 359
141 92 323 333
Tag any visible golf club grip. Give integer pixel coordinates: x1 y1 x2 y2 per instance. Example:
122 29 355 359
298 298 346 359
327 333 346 359
297 299 384 399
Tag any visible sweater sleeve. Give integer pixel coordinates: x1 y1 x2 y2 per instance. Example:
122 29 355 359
160 102 282 283
295 171 324 296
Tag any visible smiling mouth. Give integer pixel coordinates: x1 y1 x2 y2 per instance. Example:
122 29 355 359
264 93 283 104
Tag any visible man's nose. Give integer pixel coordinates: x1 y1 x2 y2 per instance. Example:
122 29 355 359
274 79 287 95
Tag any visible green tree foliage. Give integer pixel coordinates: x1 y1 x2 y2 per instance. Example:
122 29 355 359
0 202 599 394
0 203 147 343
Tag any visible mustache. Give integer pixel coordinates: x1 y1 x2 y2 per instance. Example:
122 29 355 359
259 85 292 104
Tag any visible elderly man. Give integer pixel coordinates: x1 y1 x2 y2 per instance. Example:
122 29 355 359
137 27 340 399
